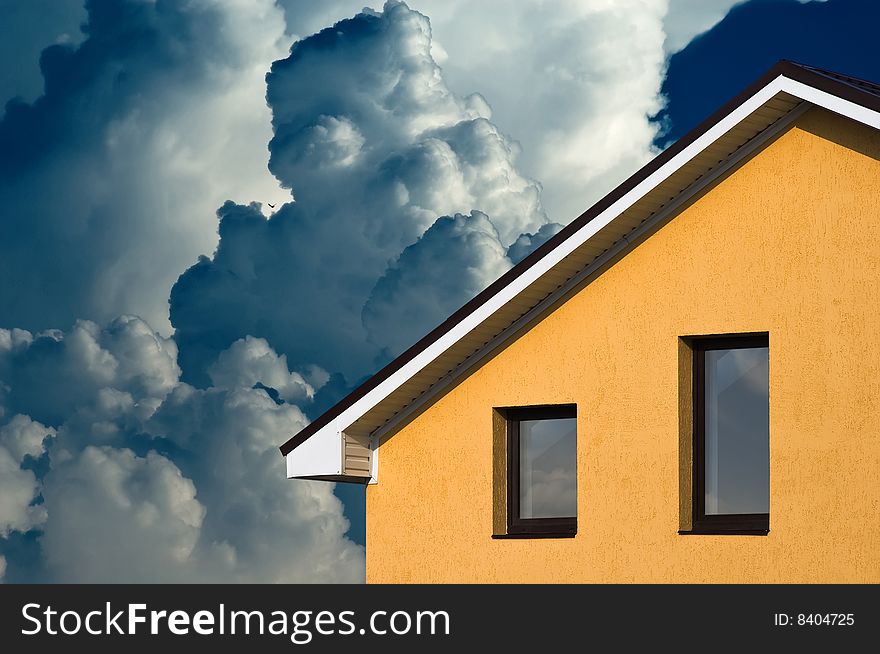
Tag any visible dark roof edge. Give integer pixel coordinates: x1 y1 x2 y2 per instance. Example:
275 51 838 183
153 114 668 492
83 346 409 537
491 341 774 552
280 60 880 456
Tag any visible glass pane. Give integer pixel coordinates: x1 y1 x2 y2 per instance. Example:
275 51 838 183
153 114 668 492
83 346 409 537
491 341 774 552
704 346 769 515
519 417 577 518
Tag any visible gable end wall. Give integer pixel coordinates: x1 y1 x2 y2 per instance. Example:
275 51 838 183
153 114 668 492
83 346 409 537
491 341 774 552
366 108 880 583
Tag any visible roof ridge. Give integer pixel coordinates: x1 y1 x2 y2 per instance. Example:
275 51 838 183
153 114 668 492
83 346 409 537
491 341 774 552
787 61 880 97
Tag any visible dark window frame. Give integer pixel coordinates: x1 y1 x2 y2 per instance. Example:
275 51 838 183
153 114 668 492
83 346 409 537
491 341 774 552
691 333 770 535
505 404 577 538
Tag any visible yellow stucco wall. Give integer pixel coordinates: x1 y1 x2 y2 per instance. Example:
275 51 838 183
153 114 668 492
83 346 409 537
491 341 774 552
365 108 880 583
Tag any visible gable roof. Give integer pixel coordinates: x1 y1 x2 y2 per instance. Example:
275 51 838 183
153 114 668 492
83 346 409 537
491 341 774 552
279 61 880 478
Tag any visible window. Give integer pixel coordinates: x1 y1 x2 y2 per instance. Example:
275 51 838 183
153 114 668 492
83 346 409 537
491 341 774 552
692 334 769 534
506 405 577 537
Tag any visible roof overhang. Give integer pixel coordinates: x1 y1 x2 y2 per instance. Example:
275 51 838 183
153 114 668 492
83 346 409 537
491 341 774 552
280 62 880 484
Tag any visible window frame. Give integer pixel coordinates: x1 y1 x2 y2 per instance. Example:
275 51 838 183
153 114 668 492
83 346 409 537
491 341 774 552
691 333 770 535
506 404 578 538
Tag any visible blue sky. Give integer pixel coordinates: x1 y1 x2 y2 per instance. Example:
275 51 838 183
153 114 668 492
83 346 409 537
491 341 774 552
1 0 877 583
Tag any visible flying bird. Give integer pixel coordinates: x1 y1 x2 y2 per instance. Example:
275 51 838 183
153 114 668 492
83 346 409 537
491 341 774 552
267 203 276 209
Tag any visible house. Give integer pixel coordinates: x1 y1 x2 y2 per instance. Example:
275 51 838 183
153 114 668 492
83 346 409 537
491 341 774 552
280 61 880 583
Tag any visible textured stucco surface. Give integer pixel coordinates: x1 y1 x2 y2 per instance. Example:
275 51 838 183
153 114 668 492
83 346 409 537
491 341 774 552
366 108 880 583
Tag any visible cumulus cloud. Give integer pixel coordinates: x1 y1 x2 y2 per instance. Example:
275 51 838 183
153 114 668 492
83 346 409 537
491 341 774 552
208 336 315 404
0 318 363 583
171 1 551 383
149 384 363 582
0 0 290 334
422 0 669 223
41 446 205 583
0 414 53 463
0 317 178 430
0 446 45 538
0 415 53 539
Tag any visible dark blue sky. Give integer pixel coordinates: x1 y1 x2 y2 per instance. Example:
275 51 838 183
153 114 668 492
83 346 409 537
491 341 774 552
656 0 880 145
0 0 877 583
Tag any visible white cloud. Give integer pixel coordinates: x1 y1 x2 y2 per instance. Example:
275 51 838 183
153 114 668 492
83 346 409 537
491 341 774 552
0 446 45 538
0 414 53 462
0 415 53 538
424 0 669 223
149 384 363 582
0 318 363 583
0 317 178 430
208 336 315 403
41 446 206 583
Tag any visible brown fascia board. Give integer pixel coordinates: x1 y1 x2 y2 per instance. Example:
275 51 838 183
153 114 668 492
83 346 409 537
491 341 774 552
279 60 880 456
